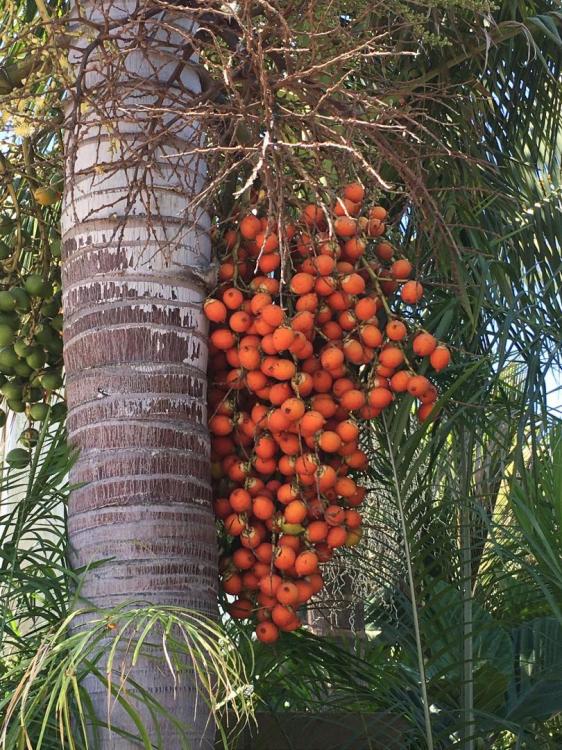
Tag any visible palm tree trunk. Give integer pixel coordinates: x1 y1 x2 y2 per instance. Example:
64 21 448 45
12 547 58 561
61 2 217 746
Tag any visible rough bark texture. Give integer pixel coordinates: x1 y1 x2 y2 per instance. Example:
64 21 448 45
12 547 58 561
62 2 217 746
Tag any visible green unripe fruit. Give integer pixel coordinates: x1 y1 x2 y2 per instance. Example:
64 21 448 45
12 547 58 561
13 359 32 378
0 241 11 260
50 315 63 332
50 239 61 258
0 291 16 311
45 337 63 355
0 409 6 427
7 399 26 413
0 348 19 372
41 371 63 390
14 340 32 358
50 401 67 422
40 298 60 317
5 448 30 468
1 381 22 400
34 326 55 345
27 387 43 403
26 347 46 370
10 287 31 312
0 311 19 327
19 428 39 448
0 324 15 347
43 282 54 299
25 274 47 297
0 215 14 236
29 402 49 421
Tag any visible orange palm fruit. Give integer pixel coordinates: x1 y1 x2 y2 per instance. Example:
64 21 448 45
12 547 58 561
386 319 407 341
334 216 357 237
401 280 423 304
295 579 315 604
301 203 326 228
232 547 255 570
343 339 364 365
292 310 315 332
325 505 346 526
374 241 393 260
295 292 319 313
317 465 337 491
240 214 261 240
259 573 282 596
295 550 319 576
260 303 285 327
284 500 307 525
229 598 253 619
320 346 345 371
368 387 393 409
343 182 365 203
271 603 297 628
318 430 342 453
390 370 411 392
355 296 378 321
341 273 365 295
210 328 236 350
273 545 296 571
252 495 275 520
306 520 329 543
272 326 295 352
407 375 431 397
229 311 252 333
413 332 437 357
225 513 246 536
327 526 348 548
335 476 357 498
295 453 318 476
336 420 359 442
391 258 413 279
223 573 243 595
276 581 300 606
204 298 227 322
334 197 360 216
418 402 438 422
430 345 451 371
258 252 281 273
290 272 315 295
256 621 279 643
379 346 404 369
229 488 252 513
300 410 325 436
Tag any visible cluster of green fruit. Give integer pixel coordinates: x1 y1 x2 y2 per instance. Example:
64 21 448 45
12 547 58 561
0 211 65 470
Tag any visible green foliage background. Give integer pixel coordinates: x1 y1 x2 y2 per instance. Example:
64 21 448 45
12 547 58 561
0 0 561 748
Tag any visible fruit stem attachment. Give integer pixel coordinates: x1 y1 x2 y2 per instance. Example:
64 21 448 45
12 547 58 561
358 255 392 317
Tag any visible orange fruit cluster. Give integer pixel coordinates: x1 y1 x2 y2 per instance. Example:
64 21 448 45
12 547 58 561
206 184 451 644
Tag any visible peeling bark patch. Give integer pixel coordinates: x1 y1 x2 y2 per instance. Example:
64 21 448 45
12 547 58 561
67 422 209 452
64 326 206 370
62 237 77 259
70 450 211 484
66 369 206 406
67 394 207 429
68 475 213 513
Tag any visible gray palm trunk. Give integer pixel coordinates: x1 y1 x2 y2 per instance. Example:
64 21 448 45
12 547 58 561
61 2 217 746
